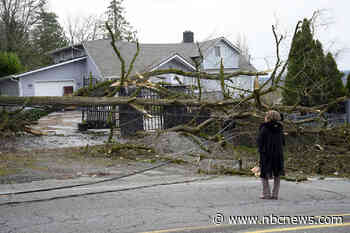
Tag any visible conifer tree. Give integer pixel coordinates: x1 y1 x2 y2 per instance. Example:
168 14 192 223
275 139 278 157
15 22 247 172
0 52 23 77
31 10 69 66
104 0 137 42
283 18 345 108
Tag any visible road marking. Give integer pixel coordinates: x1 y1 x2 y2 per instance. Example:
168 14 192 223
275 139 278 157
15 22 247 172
244 223 350 233
142 224 230 233
142 213 350 233
143 223 350 233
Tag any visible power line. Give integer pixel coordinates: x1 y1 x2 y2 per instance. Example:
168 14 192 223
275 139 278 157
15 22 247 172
0 110 240 205
0 161 173 197
0 177 215 207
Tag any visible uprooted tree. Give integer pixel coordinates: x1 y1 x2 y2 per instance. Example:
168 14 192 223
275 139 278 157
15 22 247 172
0 17 349 131
1 14 350 176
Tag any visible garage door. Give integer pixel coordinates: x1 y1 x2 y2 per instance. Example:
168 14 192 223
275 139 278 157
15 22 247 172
34 81 75 96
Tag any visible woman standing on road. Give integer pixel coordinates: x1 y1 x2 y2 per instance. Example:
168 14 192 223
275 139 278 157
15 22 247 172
257 110 285 200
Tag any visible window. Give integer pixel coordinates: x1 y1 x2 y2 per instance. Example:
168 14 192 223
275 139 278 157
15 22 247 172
214 46 221 57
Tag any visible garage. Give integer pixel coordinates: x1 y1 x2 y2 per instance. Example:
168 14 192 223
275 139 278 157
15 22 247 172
34 80 75 96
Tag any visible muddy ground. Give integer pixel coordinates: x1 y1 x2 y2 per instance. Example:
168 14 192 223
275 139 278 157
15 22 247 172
0 111 201 184
0 146 199 184
1 110 349 185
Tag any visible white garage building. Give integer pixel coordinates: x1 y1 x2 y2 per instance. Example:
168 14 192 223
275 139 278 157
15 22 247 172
15 57 87 97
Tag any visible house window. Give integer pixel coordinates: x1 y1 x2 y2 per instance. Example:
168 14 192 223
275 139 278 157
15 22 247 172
214 46 221 57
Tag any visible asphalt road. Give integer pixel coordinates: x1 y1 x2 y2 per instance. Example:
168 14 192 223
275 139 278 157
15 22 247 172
0 171 349 233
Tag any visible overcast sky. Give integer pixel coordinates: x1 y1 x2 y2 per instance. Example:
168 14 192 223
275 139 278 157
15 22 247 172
49 0 349 71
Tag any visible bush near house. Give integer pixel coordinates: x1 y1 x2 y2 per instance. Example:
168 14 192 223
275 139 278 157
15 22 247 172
0 52 24 77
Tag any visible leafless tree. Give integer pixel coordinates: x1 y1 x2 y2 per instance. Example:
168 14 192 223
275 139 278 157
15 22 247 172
235 33 251 64
309 9 348 62
0 0 46 52
65 14 104 45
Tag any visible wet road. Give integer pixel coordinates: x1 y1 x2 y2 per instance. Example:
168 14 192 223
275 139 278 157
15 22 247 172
0 175 349 233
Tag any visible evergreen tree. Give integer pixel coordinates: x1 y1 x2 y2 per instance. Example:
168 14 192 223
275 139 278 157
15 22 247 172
104 0 137 41
0 0 46 67
283 18 346 108
0 52 23 77
322 53 346 100
31 10 69 66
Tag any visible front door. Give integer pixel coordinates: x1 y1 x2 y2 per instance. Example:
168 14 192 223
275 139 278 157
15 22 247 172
63 86 74 96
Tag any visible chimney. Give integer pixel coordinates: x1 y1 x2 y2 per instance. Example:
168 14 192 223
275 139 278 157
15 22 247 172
183 31 194 43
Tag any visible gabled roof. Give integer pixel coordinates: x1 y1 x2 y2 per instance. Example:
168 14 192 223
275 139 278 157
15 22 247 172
83 37 256 78
11 57 87 79
150 53 196 71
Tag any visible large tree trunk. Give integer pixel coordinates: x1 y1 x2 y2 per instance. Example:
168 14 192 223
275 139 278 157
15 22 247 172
0 96 243 107
1 95 343 114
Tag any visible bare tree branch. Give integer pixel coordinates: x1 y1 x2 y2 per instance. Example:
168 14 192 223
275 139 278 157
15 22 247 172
65 14 104 44
125 41 140 79
106 22 126 84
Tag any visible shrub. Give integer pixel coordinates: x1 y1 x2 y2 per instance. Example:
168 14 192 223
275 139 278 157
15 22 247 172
0 52 24 77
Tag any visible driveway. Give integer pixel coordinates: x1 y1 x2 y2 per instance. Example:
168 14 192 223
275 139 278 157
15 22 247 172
1 110 114 152
31 110 83 136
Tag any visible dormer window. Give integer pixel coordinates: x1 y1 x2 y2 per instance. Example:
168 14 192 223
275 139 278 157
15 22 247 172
214 46 221 57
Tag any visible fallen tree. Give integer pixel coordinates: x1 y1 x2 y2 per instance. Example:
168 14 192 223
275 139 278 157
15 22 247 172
0 91 347 115
0 106 56 137
0 15 350 179
0 17 348 141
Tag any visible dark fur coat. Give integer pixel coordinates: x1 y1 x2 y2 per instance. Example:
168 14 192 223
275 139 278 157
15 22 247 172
257 121 285 178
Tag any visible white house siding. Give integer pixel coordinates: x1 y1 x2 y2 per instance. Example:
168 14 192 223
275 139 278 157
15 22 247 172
188 75 253 100
150 58 194 85
20 59 86 96
147 56 253 100
179 75 253 95
203 40 239 70
227 75 254 98
0 79 19 96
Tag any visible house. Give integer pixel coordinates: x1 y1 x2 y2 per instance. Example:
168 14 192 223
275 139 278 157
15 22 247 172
0 31 256 98
342 70 350 123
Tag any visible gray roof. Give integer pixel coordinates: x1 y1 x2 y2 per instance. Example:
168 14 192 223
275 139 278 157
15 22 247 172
47 44 84 55
83 37 256 78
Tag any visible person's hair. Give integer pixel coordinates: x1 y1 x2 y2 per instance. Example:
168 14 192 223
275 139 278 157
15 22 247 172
265 110 281 122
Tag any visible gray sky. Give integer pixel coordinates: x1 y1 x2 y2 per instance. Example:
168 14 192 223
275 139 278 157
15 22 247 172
49 0 350 71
